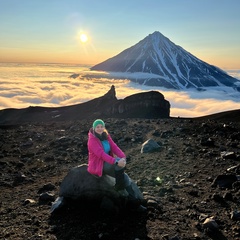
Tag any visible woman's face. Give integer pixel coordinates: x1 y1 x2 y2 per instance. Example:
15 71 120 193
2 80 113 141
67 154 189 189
94 124 105 135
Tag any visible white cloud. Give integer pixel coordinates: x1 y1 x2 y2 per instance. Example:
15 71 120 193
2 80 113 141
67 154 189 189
0 66 240 118
226 69 240 80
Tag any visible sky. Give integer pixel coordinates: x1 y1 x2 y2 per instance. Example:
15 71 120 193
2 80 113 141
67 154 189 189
0 0 240 69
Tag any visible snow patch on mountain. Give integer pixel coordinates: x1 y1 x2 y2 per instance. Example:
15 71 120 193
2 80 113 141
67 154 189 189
90 31 239 92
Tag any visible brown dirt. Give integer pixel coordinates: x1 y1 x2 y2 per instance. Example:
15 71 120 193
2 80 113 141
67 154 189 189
0 116 240 240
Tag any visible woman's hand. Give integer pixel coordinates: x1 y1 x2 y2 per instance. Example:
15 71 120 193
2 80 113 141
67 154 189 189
117 158 126 167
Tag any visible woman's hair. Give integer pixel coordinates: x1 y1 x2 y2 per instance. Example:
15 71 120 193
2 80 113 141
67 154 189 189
94 129 108 141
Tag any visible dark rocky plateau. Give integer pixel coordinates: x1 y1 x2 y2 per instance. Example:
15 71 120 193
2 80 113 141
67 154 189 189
0 89 240 240
0 86 170 125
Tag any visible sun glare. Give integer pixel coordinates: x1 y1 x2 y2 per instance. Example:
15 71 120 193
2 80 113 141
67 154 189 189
80 33 88 43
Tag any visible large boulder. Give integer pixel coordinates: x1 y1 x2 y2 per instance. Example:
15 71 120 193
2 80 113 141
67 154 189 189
51 164 144 213
141 139 161 153
59 164 118 200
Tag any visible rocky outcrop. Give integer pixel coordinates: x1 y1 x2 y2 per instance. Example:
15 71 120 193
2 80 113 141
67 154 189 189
0 85 170 124
109 90 170 118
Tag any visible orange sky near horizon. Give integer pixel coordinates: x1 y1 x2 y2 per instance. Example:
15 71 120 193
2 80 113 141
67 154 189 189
1 45 239 70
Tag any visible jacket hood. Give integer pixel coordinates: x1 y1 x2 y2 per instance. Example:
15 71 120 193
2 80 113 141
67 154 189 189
88 128 95 139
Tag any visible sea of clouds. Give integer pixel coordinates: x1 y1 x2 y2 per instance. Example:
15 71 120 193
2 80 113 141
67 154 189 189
0 63 239 118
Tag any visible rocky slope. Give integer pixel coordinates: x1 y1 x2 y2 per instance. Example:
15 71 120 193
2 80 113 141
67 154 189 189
0 113 240 240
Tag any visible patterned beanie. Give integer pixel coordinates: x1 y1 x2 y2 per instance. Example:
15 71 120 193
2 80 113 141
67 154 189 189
93 119 105 130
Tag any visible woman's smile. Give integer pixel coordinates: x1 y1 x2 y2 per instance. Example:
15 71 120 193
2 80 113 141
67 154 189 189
94 124 105 135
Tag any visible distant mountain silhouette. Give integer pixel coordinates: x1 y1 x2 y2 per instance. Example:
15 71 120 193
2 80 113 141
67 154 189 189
193 109 240 122
0 86 170 124
91 31 239 91
0 85 239 125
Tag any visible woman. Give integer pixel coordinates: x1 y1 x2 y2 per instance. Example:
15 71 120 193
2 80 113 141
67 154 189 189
87 119 130 195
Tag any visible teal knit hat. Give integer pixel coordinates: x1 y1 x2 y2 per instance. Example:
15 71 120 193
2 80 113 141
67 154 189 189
93 119 105 129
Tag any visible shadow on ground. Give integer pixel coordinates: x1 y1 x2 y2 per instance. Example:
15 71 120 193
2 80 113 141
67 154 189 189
49 200 149 240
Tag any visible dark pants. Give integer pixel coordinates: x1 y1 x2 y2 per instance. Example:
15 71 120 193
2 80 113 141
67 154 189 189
102 162 130 188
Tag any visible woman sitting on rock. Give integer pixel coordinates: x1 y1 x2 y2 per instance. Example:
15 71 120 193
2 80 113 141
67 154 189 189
87 119 146 212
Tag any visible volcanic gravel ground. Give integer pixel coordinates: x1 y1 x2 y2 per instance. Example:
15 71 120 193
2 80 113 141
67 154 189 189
0 118 240 240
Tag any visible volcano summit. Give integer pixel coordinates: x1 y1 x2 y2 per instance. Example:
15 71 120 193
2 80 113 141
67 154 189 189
91 31 239 91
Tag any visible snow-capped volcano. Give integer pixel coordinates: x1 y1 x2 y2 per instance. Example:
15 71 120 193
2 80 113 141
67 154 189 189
91 31 239 91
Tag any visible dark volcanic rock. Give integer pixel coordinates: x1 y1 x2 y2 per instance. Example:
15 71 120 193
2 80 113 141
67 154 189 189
1 114 240 240
0 85 170 124
51 164 144 214
109 90 170 118
141 139 161 153
211 174 238 189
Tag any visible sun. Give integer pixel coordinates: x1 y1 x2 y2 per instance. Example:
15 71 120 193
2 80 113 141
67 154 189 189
80 33 88 43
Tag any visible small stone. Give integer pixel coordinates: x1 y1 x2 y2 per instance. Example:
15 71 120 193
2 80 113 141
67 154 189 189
203 217 219 230
221 151 236 159
223 192 233 201
212 193 224 202
147 199 158 208
199 213 209 222
141 139 161 153
13 172 27 186
38 183 56 194
231 210 240 221
39 192 55 203
23 199 36 205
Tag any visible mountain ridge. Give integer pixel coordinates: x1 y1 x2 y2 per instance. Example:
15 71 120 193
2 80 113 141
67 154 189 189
0 86 170 124
0 85 239 125
91 31 239 91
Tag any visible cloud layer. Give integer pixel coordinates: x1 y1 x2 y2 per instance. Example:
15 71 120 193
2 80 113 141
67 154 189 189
0 64 240 118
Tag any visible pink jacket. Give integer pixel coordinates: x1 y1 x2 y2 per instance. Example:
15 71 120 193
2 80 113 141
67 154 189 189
87 129 126 177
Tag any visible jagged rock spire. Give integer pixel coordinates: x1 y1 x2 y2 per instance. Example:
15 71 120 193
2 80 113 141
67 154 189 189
103 85 116 99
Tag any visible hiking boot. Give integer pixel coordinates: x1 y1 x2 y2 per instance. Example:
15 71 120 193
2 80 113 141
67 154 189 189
115 168 125 190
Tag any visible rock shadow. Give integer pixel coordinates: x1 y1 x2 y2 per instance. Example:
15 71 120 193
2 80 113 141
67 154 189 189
206 229 229 240
49 199 149 240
